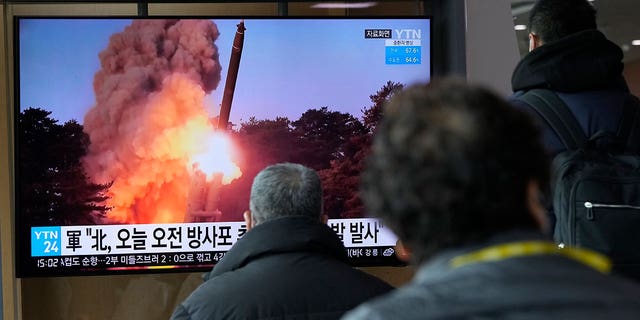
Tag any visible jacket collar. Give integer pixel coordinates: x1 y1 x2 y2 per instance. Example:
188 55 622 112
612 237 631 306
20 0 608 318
414 230 548 282
511 30 624 92
204 216 348 280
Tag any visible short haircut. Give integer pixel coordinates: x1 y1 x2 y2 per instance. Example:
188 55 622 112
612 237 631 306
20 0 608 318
249 163 323 225
362 79 550 263
529 0 597 43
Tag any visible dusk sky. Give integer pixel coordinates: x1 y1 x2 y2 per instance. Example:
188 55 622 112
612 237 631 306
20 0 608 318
18 18 431 126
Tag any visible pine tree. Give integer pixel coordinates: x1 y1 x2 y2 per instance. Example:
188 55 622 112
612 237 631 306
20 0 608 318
18 108 111 226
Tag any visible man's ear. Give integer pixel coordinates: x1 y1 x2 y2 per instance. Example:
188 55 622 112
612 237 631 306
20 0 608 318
529 32 542 52
321 214 329 224
243 210 253 231
527 180 549 233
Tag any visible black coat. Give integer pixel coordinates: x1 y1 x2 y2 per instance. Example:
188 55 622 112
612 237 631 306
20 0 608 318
509 30 640 231
509 29 638 156
171 216 393 320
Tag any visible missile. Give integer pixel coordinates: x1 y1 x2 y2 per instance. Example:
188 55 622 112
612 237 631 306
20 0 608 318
218 20 246 130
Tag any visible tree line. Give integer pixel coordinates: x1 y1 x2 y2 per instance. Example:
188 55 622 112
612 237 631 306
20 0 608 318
18 108 111 226
18 81 404 225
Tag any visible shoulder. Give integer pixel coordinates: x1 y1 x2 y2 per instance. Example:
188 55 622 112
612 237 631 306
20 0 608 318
341 296 396 320
341 282 433 320
171 273 239 320
341 305 386 320
507 91 536 113
169 303 191 320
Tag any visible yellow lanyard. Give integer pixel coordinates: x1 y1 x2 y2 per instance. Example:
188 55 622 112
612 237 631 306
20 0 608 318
449 240 611 274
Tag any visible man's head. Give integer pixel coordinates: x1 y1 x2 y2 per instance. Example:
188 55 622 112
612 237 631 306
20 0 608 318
528 0 596 50
245 163 324 229
362 79 550 263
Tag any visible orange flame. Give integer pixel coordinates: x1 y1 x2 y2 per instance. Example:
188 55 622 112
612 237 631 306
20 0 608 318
190 131 242 184
85 73 243 224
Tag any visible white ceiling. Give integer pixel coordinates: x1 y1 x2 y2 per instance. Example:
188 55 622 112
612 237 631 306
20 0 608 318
511 0 640 63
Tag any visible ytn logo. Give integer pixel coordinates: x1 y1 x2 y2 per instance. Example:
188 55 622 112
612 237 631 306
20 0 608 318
394 29 422 39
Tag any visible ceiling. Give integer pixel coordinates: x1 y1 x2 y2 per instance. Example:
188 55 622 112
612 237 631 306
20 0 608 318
511 0 640 63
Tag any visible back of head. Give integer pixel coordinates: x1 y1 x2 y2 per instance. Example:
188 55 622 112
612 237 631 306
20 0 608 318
529 0 597 43
249 163 323 225
362 78 550 263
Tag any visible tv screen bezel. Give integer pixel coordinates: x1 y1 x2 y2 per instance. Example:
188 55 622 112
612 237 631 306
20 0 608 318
14 15 432 278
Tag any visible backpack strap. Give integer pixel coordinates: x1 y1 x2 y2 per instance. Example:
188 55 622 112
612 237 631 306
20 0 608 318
616 94 640 154
518 89 587 150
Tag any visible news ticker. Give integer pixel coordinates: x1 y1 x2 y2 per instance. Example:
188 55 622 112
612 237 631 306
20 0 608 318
31 218 397 257
32 244 399 272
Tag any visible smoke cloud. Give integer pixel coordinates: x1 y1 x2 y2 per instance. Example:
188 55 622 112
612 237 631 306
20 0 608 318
83 19 225 223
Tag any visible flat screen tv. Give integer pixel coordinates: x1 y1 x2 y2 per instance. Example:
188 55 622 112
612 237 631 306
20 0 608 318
15 16 431 277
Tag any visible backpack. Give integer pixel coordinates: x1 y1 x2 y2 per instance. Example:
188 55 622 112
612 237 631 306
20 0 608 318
518 89 640 281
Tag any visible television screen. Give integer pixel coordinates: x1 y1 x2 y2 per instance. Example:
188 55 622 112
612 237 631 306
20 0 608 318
15 17 431 277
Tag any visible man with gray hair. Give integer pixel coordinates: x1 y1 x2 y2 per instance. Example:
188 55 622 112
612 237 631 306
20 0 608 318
247 162 324 226
171 163 392 320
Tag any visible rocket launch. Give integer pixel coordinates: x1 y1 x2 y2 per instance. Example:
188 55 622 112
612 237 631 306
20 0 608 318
82 19 242 224
187 20 245 222
185 20 245 222
218 20 246 130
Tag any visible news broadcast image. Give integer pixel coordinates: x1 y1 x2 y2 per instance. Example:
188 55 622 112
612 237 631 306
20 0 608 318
16 18 430 276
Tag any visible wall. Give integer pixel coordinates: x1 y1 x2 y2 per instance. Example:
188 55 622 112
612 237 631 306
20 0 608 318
624 59 640 96
18 267 413 320
464 0 520 96
21 272 212 320
2 2 19 319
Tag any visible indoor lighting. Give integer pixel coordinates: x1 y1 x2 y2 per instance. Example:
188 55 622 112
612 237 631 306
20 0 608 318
632 40 640 46
514 24 527 31
312 2 377 9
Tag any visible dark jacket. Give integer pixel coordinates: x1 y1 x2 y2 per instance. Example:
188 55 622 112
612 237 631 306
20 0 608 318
509 30 640 231
510 29 636 156
343 231 640 320
171 216 393 320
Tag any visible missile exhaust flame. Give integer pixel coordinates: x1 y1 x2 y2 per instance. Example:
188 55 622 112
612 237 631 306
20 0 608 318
190 132 242 184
